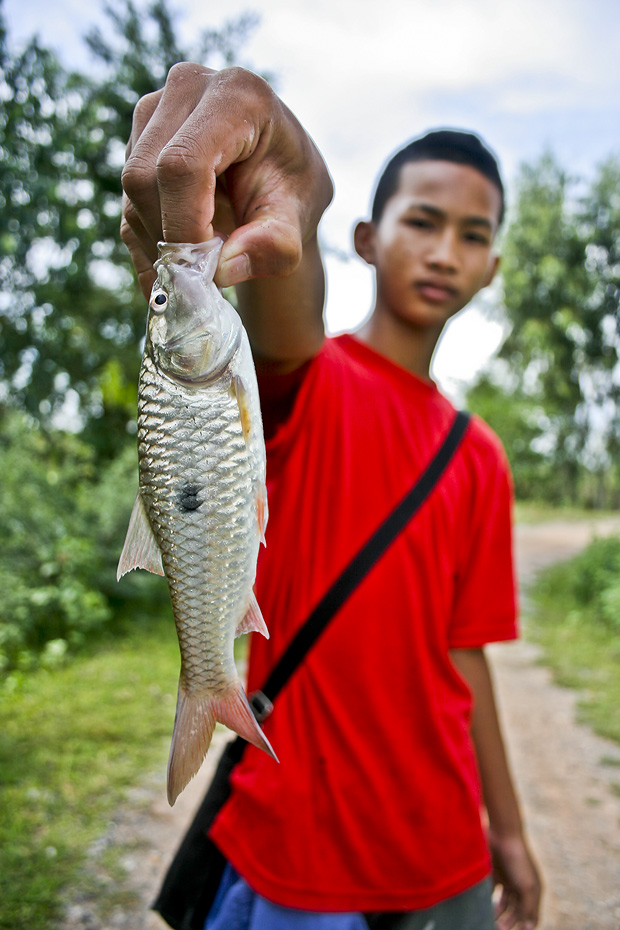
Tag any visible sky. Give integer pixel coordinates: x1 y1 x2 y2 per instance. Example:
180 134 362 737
5 0 620 400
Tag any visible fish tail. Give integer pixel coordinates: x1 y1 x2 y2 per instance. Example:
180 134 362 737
166 679 278 806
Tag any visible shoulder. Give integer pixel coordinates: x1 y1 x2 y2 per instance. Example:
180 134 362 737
462 413 511 473
454 413 514 516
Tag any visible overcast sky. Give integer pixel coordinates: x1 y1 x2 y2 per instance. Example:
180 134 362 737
5 0 620 398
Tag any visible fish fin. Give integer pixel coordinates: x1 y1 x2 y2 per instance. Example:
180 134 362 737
167 684 217 806
213 680 278 763
166 679 278 806
235 590 270 639
256 483 268 546
230 374 252 446
117 492 164 581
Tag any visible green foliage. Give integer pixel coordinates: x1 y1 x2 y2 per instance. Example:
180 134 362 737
467 152 620 507
561 535 620 631
528 534 620 742
0 0 259 460
0 616 178 928
0 413 165 675
0 1 263 671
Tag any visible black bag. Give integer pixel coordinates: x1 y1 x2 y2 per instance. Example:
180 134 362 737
153 410 471 930
153 736 246 930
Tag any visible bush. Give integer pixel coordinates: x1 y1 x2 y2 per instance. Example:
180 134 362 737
0 414 163 674
534 534 620 631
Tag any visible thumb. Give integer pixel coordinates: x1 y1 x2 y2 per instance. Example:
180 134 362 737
216 215 304 287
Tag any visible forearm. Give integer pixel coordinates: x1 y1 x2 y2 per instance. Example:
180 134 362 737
450 647 524 838
451 647 542 927
236 232 326 373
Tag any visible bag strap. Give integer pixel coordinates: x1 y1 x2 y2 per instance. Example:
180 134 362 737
249 409 471 722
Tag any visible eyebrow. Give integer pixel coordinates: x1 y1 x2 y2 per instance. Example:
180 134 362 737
409 202 495 231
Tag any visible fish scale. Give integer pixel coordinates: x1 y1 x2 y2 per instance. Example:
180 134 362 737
118 238 276 805
138 355 254 693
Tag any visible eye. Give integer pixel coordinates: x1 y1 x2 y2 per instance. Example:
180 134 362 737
150 289 168 313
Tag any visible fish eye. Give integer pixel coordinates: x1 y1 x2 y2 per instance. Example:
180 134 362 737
150 290 168 314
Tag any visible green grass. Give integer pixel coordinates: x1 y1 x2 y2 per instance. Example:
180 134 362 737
515 500 619 524
0 610 180 929
525 548 620 745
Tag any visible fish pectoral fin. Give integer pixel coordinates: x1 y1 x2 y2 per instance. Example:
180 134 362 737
230 374 252 446
235 591 270 639
256 483 268 546
166 680 278 806
117 492 164 580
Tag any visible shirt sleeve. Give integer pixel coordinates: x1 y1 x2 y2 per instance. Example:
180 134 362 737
448 427 519 649
257 360 312 441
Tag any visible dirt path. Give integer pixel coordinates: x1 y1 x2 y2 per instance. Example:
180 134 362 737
65 519 620 930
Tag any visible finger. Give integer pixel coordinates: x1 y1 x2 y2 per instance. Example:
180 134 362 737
123 64 217 244
120 210 157 299
127 88 163 156
122 89 165 243
154 68 273 244
216 214 303 287
122 191 159 266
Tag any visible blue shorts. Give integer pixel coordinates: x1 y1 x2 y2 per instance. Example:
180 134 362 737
204 864 495 930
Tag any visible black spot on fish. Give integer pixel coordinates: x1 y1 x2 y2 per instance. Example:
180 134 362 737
177 484 202 512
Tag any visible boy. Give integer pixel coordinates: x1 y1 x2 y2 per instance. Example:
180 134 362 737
122 64 542 929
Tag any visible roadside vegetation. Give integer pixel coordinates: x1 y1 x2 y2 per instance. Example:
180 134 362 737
0 614 179 929
525 534 620 745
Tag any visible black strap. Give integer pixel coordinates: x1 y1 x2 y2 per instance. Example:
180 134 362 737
251 409 471 715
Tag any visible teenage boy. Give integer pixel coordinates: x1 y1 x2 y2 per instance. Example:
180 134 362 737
122 64 542 930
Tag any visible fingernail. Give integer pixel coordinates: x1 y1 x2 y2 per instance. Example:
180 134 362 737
218 252 251 286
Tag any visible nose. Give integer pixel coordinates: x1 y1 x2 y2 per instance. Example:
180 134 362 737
427 228 459 272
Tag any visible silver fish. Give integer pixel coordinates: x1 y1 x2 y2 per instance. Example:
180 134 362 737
118 238 277 805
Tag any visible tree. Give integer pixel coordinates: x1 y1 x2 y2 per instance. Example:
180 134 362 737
467 152 620 506
0 0 259 459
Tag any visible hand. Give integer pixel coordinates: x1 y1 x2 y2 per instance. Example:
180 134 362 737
490 831 542 929
121 63 333 297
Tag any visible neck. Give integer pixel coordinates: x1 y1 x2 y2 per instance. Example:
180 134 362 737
355 311 442 381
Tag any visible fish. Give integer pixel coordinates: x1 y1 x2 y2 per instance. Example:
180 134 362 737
117 237 277 805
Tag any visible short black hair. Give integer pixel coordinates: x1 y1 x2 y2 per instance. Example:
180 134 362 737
371 129 505 226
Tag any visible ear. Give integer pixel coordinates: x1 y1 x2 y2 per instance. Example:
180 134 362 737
353 221 377 266
482 253 500 289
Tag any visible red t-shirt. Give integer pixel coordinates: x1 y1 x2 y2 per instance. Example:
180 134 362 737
210 334 518 912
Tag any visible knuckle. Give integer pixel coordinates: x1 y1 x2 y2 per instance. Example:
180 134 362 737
165 61 214 88
219 66 273 104
121 156 153 199
156 139 211 191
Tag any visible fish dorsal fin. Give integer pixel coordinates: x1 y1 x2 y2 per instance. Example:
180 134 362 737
117 492 164 580
235 590 270 639
230 374 252 446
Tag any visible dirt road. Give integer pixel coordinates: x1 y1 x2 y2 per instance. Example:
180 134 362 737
65 519 620 930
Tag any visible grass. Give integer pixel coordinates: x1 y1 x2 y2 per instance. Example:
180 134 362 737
0 610 180 929
514 500 620 524
524 549 620 745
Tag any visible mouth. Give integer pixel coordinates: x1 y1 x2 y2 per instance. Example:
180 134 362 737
415 280 459 303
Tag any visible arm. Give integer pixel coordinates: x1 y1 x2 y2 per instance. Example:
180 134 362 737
121 63 333 372
450 647 542 930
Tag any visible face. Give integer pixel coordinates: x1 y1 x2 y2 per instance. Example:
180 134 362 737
355 160 501 331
